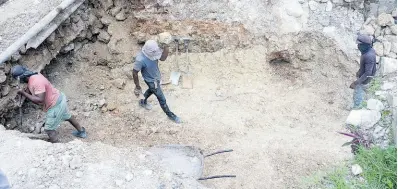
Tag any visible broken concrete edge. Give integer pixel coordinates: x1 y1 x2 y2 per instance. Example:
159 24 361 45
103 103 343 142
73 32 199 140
0 0 79 64
0 1 103 125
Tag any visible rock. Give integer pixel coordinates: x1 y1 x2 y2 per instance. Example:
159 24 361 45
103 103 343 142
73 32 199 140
136 32 147 44
97 58 109 66
378 13 394 26
110 6 122 16
390 25 397 35
98 99 106 107
157 32 173 45
125 173 134 181
100 0 113 10
115 11 127 21
60 43 75 54
381 82 394 90
286 5 304 17
98 31 111 44
113 79 126 89
387 52 397 59
381 57 397 75
0 70 6 83
107 102 117 111
352 164 363 175
69 156 82 169
19 45 27 55
75 171 83 178
325 1 333 11
346 110 381 129
375 27 382 37
100 16 113 26
373 125 386 139
143 170 153 176
367 99 384 111
373 42 384 56
115 179 123 187
308 1 319 11
360 25 375 36
1 85 10 96
48 184 60 189
384 27 392 35
376 56 380 63
383 41 392 55
46 32 56 44
298 0 306 4
100 85 105 90
29 126 35 132
0 124 5 131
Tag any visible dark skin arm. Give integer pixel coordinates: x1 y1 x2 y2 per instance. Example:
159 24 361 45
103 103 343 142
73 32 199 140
133 69 141 90
18 90 45 105
159 46 169 61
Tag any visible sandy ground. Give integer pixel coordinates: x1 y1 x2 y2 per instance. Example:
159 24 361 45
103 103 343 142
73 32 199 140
35 35 355 188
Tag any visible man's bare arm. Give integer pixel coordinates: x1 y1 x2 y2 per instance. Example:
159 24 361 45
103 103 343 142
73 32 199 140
18 91 45 105
133 70 141 90
159 46 169 61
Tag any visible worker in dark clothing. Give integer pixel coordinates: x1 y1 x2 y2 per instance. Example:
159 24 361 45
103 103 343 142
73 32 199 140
350 34 377 108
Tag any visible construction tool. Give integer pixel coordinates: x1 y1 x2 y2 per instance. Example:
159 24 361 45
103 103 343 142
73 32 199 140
181 37 193 89
16 77 23 128
169 37 181 86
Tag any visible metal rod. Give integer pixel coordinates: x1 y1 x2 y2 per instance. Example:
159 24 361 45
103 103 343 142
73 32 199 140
204 149 233 157
198 175 236 180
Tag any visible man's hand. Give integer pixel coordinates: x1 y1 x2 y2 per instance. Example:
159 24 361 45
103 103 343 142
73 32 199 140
134 86 142 97
17 88 26 96
349 82 356 89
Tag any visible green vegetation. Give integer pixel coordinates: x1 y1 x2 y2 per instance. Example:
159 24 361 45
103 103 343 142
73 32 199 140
367 77 382 95
355 146 397 189
304 146 397 189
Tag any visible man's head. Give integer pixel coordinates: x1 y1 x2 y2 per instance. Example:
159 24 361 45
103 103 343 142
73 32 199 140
356 34 373 54
11 65 37 83
142 40 163 61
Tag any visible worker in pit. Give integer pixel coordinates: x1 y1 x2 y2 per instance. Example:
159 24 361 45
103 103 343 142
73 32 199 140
11 65 87 142
132 39 181 124
350 34 377 109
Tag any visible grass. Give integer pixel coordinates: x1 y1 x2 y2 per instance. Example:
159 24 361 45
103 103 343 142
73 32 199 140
355 146 397 189
367 77 382 95
304 146 397 189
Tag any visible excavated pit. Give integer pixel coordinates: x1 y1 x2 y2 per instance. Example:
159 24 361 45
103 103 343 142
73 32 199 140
8 28 358 188
3 0 391 188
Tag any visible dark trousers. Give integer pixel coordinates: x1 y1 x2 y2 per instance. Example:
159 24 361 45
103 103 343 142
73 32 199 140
144 81 176 119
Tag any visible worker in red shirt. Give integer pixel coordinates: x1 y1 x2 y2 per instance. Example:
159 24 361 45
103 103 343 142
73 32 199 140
11 65 87 142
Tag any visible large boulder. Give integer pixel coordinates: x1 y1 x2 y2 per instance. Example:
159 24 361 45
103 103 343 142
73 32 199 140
377 13 394 27
367 99 385 111
346 110 381 129
373 42 384 56
381 57 397 75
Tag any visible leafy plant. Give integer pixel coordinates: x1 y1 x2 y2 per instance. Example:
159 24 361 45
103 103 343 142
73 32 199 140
338 129 372 154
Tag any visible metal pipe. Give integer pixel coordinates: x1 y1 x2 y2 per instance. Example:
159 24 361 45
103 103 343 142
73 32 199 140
0 0 77 64
198 175 236 180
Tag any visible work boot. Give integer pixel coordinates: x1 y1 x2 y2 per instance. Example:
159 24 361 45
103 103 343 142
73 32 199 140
139 99 152 110
72 127 87 138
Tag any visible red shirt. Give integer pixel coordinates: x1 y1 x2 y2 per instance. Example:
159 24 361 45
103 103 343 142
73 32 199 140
28 74 60 112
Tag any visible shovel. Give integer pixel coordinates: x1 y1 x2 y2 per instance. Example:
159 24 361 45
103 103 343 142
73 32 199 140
181 37 193 89
169 38 181 86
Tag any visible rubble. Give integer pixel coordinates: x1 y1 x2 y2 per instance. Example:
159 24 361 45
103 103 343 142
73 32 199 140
98 30 111 43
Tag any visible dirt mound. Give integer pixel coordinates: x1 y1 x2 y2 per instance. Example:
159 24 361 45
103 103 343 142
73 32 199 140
0 128 208 189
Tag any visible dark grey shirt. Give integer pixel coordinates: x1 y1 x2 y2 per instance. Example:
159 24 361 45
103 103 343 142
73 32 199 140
356 48 376 85
133 52 161 82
